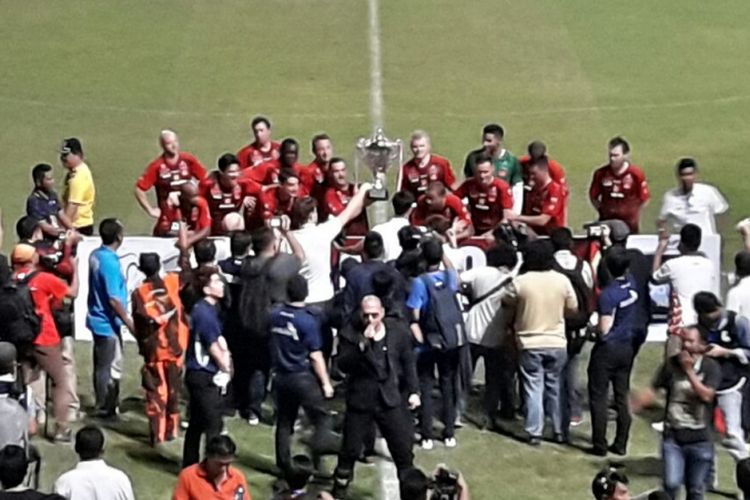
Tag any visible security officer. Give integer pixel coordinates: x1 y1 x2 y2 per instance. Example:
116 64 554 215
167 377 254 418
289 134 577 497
332 295 420 498
270 274 334 479
695 291 750 480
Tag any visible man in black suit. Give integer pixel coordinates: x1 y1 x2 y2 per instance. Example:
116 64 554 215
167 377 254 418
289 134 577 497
332 295 420 497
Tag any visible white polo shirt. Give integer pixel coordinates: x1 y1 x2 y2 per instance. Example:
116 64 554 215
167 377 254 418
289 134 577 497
292 217 343 303
727 276 750 321
658 182 728 235
371 216 410 262
652 253 715 326
54 459 135 500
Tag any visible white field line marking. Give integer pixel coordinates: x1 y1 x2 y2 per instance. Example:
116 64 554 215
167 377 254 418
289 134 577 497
368 0 384 130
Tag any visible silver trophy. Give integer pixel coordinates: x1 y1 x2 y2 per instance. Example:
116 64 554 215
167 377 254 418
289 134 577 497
354 128 402 202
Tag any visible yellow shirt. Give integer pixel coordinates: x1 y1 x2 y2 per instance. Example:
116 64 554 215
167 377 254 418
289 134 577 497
63 162 95 228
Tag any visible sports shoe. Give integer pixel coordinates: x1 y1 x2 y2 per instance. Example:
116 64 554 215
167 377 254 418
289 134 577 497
444 437 457 448
570 415 584 427
53 427 72 443
651 421 664 433
247 414 260 426
420 439 434 450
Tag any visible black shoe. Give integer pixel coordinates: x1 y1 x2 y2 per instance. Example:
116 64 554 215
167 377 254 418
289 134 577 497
553 433 567 444
608 444 627 456
528 435 542 446
587 447 607 457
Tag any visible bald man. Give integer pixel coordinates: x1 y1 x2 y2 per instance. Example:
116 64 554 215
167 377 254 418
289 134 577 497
135 130 207 236
177 182 212 247
332 295 420 497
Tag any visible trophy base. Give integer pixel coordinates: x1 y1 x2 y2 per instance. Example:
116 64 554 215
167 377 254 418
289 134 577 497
368 187 389 201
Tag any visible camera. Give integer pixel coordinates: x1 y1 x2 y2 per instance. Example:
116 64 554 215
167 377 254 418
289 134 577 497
584 222 607 240
269 217 283 229
429 467 460 500
493 221 528 249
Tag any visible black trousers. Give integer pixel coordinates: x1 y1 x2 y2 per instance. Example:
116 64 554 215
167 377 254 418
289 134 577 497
93 334 120 414
274 371 331 475
335 403 414 483
418 348 459 439
588 341 634 452
182 370 224 468
232 337 270 419
470 344 516 420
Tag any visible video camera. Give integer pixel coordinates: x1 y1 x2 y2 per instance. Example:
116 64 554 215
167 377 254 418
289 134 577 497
493 221 528 250
429 466 460 500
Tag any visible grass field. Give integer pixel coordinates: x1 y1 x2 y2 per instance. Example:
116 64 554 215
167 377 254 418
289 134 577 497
4 1 750 498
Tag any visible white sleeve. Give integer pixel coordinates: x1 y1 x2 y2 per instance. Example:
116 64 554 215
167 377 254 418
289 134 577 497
511 182 524 215
709 185 729 215
652 261 672 284
727 286 741 314
324 217 344 241
658 191 671 221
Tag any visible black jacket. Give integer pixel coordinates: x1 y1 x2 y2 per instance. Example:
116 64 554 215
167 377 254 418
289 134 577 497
336 317 419 411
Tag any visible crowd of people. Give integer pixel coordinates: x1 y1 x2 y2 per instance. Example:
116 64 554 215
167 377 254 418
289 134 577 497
0 116 745 500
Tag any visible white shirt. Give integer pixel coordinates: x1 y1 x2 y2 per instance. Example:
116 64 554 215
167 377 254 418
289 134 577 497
54 459 135 500
442 243 466 273
652 253 715 326
658 183 728 235
553 250 594 289
292 217 343 303
371 216 410 262
461 266 514 346
727 276 750 321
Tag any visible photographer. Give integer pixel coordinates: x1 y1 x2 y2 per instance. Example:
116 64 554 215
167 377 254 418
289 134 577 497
399 466 471 500
591 468 630 500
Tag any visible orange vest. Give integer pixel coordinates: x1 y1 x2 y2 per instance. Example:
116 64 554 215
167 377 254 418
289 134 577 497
132 273 189 363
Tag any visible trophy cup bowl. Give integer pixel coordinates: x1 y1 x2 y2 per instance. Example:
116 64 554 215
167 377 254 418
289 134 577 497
355 129 402 202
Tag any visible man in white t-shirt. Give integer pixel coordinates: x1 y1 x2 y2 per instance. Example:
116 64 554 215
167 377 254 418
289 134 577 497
652 223 715 328
371 191 416 262
291 183 373 305
657 157 728 235
54 426 134 500
727 251 750 321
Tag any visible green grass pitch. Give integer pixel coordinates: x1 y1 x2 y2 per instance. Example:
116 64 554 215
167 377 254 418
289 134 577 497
3 1 750 498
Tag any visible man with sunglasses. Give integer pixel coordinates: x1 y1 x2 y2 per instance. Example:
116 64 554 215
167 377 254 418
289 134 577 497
332 295 420 498
60 138 96 236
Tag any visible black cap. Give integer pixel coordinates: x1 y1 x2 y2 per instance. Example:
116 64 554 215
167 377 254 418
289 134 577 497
60 138 83 156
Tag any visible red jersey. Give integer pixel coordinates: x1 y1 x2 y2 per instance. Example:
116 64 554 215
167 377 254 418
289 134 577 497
399 154 457 197
518 156 567 187
136 153 207 236
262 187 297 221
588 164 649 233
242 160 310 190
522 180 565 236
178 197 212 232
411 193 472 227
16 268 69 347
324 184 369 237
300 160 330 212
199 173 263 236
236 141 280 170
454 178 513 234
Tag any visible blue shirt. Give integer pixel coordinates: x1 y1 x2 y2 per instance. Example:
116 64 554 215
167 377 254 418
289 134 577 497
26 189 61 225
406 269 459 315
270 304 322 374
597 276 639 344
186 299 223 374
86 246 128 336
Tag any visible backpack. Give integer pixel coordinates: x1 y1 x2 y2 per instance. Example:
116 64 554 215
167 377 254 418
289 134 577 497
552 258 593 332
0 272 41 348
238 257 274 340
419 271 466 351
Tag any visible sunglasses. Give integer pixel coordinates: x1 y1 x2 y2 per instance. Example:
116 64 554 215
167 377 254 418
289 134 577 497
362 312 380 319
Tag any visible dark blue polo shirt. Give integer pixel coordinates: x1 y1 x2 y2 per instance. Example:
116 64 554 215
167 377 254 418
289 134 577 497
270 304 322 374
186 299 223 374
26 189 62 224
598 276 639 344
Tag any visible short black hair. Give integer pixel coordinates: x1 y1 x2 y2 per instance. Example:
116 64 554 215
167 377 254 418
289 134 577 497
138 252 161 277
286 273 309 303
194 239 217 264
550 227 573 251
676 157 698 174
217 153 239 172
592 468 629 500
251 116 271 130
474 153 494 169
608 136 630 154
693 291 722 315
291 197 317 229
397 225 422 251
280 138 299 152
230 231 253 258
363 231 384 260
486 244 518 269
311 133 331 152
252 227 276 254
522 240 554 272
75 425 105 461
530 156 549 172
421 237 443 266
392 191 416 217
527 140 547 160
279 167 300 185
0 445 28 489
399 467 429 500
31 162 53 186
15 215 40 240
61 137 83 156
679 223 702 252
735 251 750 279
99 218 123 246
205 435 236 458
482 123 504 139
605 247 630 278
